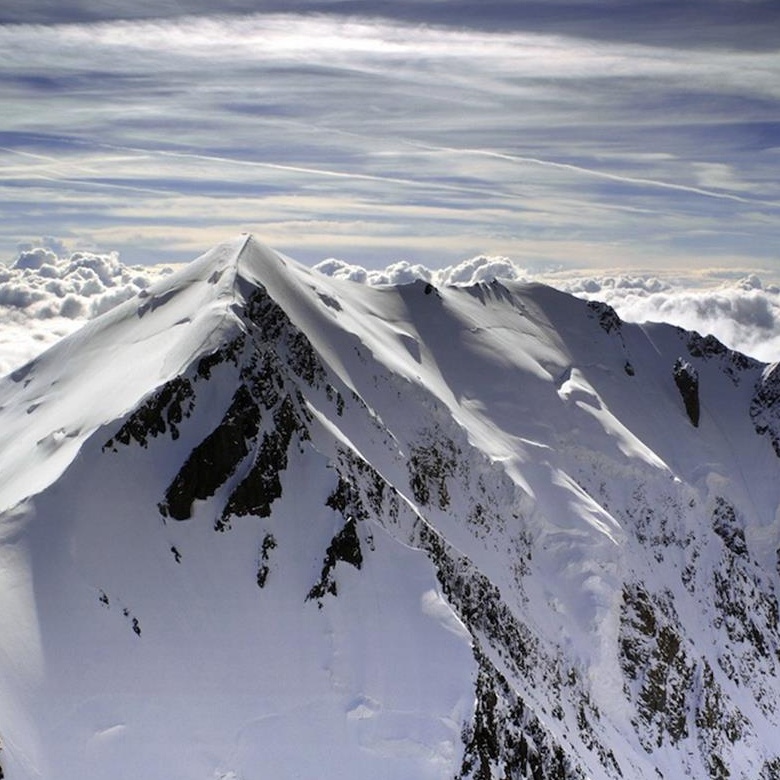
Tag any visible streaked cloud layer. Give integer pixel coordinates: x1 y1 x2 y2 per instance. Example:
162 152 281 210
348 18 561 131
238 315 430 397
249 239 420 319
1 4 779 270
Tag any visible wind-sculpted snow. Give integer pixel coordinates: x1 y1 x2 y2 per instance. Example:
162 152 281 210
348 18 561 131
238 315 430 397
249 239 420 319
2 235 780 780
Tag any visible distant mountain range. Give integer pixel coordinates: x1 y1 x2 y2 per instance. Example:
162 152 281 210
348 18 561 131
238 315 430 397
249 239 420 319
1 235 779 779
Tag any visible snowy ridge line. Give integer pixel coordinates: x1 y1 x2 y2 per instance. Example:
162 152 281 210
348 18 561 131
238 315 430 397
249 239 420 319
3 237 780 381
1 235 780 779
0 236 251 512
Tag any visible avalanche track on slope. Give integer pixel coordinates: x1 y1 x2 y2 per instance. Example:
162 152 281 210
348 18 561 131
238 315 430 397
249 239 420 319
1 235 780 779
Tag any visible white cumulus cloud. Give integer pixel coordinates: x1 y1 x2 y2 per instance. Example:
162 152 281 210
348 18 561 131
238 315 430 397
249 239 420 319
314 254 780 363
3 244 780 378
0 243 174 377
559 272 780 364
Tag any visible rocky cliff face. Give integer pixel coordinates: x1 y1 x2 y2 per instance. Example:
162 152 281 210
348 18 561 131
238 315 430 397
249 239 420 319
1 236 779 780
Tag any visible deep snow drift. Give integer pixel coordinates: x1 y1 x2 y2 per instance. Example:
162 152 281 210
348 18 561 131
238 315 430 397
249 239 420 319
1 235 779 779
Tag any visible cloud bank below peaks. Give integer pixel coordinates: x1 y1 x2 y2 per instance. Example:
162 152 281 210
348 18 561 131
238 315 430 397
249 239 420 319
314 256 780 364
0 242 174 377
565 273 780 365
2 246 779 378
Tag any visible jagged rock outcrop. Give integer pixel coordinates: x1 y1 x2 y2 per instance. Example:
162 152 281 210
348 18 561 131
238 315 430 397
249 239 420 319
751 362 780 457
673 357 700 427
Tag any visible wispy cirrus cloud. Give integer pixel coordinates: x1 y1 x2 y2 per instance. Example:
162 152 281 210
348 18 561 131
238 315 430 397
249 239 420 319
4 2 780 52
0 10 778 270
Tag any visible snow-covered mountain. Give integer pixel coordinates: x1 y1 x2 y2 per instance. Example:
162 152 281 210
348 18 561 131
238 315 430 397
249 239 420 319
1 234 780 780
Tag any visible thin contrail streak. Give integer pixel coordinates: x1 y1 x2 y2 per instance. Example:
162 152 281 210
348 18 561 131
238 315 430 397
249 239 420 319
2 139 525 201
406 141 780 208
22 172 187 198
0 142 504 199
0 141 670 219
6 137 778 212
74 140 516 201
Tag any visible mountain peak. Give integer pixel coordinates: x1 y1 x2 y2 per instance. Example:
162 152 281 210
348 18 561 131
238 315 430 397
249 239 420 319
0 234 278 512
2 236 780 779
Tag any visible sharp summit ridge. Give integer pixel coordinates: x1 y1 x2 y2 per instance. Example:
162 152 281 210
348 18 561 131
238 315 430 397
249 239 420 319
1 235 780 780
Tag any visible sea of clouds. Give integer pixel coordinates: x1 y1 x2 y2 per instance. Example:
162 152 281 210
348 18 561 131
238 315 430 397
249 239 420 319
315 255 780 364
0 241 175 376
2 244 779 377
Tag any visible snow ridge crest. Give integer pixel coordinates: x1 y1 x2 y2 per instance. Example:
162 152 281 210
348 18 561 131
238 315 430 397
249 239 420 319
2 236 780 780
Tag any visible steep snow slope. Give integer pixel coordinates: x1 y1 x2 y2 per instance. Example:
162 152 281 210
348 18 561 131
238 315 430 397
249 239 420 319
0 239 246 512
1 235 780 779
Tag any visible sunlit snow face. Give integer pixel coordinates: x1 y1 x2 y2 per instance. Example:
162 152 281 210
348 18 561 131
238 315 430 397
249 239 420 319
312 256 780 364
0 8 779 269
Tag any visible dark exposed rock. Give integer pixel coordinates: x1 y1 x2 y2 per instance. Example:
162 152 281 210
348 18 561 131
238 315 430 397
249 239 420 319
619 576 755 772
711 530 780 706
673 358 700 427
326 518 363 569
195 336 244 380
137 288 178 317
751 363 780 457
337 454 387 522
587 300 622 334
317 291 342 311
307 475 370 603
687 332 756 386
243 287 327 389
458 646 586 780
695 659 746 780
256 533 277 588
307 517 363 601
420 524 540 684
104 377 195 450
687 331 751 367
409 431 459 510
687 332 729 360
9 359 35 384
325 476 354 515
142 280 331 530
759 757 780 780
160 384 261 521
712 497 747 557
103 340 247 452
241 351 283 410
415 520 622 778
619 584 694 749
83 244 780 777
218 394 307 528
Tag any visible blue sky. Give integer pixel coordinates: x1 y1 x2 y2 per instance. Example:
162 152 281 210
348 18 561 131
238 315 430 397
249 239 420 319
1 1 779 271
